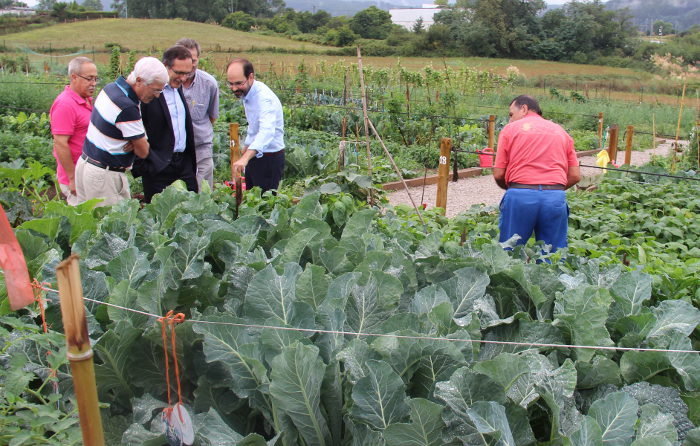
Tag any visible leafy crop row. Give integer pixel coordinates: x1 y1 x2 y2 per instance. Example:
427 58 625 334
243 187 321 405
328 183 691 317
2 178 698 445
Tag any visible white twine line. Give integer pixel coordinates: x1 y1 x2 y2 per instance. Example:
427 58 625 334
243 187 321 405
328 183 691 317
35 285 699 355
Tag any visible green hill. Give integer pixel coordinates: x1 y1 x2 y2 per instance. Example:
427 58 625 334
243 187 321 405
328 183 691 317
2 18 329 53
605 0 700 32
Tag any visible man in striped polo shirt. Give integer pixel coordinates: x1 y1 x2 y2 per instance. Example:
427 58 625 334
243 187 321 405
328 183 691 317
75 57 168 207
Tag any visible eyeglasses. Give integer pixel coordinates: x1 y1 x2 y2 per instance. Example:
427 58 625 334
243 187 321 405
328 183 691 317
227 79 248 88
76 74 99 83
171 69 193 76
149 87 164 94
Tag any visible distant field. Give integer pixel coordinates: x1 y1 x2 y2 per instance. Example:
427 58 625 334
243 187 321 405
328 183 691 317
1 18 329 53
1 18 693 106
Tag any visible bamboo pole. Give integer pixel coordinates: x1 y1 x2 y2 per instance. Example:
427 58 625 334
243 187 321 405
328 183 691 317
671 80 687 173
366 118 426 226
597 112 604 148
357 47 373 204
436 138 452 214
624 125 634 166
488 115 496 149
608 125 619 164
56 255 105 446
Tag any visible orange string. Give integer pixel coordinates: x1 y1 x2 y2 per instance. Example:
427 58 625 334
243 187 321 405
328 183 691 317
30 279 49 333
158 310 186 422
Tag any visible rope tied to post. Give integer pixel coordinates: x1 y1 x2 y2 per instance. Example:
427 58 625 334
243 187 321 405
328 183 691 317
158 310 186 423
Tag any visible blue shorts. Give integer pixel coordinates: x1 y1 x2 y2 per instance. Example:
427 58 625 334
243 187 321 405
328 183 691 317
498 188 569 251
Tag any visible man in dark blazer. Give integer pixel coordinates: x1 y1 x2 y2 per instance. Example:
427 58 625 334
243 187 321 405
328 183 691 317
133 46 198 203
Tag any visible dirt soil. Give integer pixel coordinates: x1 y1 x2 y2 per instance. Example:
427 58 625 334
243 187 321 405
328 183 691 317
387 140 682 218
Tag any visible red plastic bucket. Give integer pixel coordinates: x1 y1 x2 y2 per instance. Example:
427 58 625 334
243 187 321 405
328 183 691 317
478 147 495 168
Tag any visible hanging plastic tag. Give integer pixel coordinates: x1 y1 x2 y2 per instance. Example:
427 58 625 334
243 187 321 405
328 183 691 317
0 206 34 310
162 403 194 446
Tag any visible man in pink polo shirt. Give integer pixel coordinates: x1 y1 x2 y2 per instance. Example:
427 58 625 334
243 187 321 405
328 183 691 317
493 95 581 251
50 56 97 205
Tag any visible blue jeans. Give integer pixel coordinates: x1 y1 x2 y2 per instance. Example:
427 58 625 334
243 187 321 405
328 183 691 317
498 188 569 251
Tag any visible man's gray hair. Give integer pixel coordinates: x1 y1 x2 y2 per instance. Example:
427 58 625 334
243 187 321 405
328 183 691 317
175 38 200 57
126 56 168 85
68 56 94 76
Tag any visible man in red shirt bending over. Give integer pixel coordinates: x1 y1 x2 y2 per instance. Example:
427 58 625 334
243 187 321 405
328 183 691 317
493 95 581 251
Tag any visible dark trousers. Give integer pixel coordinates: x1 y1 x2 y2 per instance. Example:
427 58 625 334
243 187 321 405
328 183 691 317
142 152 198 203
245 151 285 193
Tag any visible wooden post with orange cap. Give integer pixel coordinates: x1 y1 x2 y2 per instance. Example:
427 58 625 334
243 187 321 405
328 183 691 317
56 254 105 446
608 125 619 165
488 115 496 150
436 138 452 214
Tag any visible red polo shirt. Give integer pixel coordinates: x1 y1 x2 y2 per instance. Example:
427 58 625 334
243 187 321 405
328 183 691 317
494 112 577 186
49 86 93 185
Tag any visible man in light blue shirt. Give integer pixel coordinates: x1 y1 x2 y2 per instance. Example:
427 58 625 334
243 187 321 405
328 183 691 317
227 58 285 193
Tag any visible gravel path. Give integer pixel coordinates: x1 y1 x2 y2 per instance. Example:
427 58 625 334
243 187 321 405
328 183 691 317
388 141 679 218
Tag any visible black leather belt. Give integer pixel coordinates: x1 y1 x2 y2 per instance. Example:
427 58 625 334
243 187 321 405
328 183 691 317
261 150 284 158
81 154 127 172
509 183 565 190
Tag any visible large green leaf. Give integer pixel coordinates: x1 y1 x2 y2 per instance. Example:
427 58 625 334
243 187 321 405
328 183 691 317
576 356 621 389
409 285 450 315
467 401 516 445
620 351 672 384
588 392 638 446
438 266 490 327
474 353 553 408
269 343 331 446
371 330 466 398
666 332 700 391
344 271 403 335
647 300 700 340
295 264 329 310
194 408 245 445
435 366 506 407
351 359 410 430
609 270 652 323
383 398 445 446
553 286 614 362
637 404 678 444
192 314 269 403
341 208 378 240
273 227 319 266
243 263 303 326
93 320 141 406
565 416 603 446
535 359 581 439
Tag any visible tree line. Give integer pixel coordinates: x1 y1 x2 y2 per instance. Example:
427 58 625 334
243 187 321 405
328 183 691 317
32 0 699 69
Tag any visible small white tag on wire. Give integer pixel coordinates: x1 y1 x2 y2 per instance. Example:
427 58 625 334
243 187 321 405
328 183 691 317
162 403 194 446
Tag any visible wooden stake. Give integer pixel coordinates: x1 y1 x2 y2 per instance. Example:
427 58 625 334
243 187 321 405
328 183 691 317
366 118 426 226
56 255 105 446
608 125 619 164
488 115 496 150
356 47 373 204
597 112 604 149
229 123 241 179
624 125 634 166
229 123 243 212
652 114 656 150
671 80 687 173
436 138 452 214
